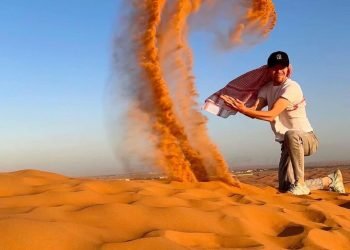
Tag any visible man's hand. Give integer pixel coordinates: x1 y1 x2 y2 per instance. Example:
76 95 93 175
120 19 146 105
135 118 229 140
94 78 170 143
220 95 289 122
220 95 246 113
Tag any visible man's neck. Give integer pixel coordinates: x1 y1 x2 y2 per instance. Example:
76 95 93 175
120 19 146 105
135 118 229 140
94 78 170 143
273 78 288 86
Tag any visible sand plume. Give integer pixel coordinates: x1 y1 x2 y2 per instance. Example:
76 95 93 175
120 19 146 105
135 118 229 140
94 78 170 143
111 0 277 184
156 0 236 184
131 0 209 182
186 0 276 49
228 0 277 47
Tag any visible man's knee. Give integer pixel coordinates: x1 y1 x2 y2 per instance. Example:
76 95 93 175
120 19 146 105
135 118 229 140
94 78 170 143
283 130 303 151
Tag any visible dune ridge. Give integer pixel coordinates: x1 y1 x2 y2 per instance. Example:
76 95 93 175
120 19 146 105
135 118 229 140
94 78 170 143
0 168 349 249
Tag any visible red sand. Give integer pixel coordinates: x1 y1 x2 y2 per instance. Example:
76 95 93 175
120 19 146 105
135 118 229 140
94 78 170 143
0 167 349 249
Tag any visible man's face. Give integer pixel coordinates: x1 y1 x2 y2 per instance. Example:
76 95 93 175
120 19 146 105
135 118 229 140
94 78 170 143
269 64 289 85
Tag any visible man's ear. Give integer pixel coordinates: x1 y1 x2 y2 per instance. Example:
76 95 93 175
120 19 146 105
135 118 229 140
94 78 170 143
287 64 293 77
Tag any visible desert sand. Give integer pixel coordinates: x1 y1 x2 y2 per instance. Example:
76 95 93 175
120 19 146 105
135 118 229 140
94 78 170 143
0 167 349 250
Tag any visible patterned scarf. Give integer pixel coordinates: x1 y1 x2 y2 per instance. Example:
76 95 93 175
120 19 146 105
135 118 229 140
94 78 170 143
203 65 296 118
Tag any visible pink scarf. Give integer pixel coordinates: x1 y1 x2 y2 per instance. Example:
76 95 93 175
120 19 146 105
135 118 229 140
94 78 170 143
203 65 295 118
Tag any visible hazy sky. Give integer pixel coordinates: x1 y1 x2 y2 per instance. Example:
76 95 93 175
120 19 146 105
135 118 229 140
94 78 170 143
1 1 349 176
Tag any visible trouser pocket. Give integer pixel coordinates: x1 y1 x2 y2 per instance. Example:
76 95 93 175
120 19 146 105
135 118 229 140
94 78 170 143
305 133 318 156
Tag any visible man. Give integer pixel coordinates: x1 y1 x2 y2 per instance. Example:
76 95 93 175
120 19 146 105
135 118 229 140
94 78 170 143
221 51 345 195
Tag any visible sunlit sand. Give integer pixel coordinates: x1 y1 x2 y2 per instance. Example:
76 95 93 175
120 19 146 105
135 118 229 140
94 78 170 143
0 167 349 249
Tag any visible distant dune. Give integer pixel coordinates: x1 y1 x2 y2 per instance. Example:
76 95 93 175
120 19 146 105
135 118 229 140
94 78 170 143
0 167 349 249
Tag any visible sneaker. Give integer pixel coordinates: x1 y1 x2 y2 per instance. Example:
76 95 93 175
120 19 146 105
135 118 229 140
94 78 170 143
328 169 346 194
288 183 310 195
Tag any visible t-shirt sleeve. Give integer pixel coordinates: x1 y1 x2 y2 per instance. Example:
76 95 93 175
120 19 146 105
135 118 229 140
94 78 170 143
280 83 302 104
257 85 267 100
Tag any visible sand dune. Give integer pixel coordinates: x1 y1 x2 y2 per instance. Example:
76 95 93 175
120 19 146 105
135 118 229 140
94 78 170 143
0 168 349 249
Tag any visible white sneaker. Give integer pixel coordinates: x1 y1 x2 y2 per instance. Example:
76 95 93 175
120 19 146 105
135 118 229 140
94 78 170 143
288 183 310 195
328 169 346 194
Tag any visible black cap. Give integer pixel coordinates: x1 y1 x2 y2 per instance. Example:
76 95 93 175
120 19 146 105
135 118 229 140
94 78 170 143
267 51 289 68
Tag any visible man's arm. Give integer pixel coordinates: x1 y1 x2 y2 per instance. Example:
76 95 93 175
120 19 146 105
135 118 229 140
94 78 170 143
220 95 289 122
251 97 267 111
241 97 267 119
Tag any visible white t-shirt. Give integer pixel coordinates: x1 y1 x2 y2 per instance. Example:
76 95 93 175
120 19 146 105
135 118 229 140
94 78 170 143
258 78 313 142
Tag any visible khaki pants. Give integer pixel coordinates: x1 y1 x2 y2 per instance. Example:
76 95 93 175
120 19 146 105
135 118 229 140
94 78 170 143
278 130 319 191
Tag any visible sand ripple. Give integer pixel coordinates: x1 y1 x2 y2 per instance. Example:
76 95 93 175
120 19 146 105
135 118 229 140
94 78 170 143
0 169 349 249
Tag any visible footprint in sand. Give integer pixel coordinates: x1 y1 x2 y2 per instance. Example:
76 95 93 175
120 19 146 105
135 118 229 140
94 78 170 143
321 226 332 231
305 208 327 223
229 194 253 204
339 201 350 209
277 224 304 237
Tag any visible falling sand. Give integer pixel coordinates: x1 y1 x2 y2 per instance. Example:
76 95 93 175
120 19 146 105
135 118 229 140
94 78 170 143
2 1 350 250
112 0 276 185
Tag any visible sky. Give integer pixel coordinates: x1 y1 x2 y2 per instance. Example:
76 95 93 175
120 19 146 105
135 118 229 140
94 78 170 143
0 0 349 176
